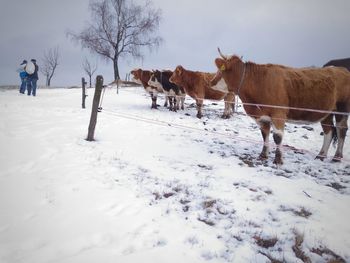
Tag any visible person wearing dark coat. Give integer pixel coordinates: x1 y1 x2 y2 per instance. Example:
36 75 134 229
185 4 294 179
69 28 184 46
27 59 39 96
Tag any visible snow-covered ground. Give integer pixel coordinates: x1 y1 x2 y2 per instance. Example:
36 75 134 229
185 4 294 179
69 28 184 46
0 86 349 263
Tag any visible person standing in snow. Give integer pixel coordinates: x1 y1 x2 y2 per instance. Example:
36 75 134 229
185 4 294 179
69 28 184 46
27 59 39 96
16 60 28 94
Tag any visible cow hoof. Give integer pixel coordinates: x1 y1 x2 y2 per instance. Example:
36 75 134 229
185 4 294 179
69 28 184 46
196 114 202 119
332 156 342 162
315 155 325 161
258 154 268 160
273 158 283 165
221 114 230 119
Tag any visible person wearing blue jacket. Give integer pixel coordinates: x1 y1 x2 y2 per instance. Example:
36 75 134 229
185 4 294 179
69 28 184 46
27 59 39 96
16 60 28 94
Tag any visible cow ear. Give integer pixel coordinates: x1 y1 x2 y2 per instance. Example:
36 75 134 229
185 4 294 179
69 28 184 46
215 58 226 71
178 66 183 76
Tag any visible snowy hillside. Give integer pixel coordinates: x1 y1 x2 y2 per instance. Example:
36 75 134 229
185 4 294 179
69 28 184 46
0 86 349 263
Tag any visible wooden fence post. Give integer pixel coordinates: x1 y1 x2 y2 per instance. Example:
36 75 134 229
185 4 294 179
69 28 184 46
86 75 104 141
82 77 88 109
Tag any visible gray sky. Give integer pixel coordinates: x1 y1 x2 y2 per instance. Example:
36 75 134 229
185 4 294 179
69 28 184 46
1 0 349 86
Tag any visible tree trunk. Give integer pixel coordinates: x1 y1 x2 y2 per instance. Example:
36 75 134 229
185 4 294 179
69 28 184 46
89 75 92 88
48 78 51 87
113 56 120 81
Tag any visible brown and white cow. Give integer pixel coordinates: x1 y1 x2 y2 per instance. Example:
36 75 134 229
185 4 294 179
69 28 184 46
211 48 350 164
169 65 235 119
130 68 164 109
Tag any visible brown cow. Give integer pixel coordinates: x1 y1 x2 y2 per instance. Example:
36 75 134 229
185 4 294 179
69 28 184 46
211 49 350 164
169 65 235 119
130 68 164 109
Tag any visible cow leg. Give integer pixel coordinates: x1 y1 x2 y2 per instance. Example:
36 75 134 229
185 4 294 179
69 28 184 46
173 96 178 112
196 98 203 118
222 92 234 119
154 92 159 109
175 96 180 111
271 118 285 165
178 95 185 110
168 96 173 111
181 96 185 110
316 114 335 161
150 92 156 109
333 114 348 162
258 120 271 160
169 96 177 112
149 91 158 109
172 96 176 111
164 96 168 108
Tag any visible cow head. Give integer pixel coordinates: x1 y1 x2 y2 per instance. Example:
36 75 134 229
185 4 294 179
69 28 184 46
212 48 244 91
169 65 184 85
130 68 142 84
148 70 163 90
214 48 241 72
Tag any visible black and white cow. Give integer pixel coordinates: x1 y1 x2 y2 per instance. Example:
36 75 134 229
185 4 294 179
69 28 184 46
323 58 350 71
148 70 186 111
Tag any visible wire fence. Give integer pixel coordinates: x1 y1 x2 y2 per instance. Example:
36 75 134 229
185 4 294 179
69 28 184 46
114 86 349 129
117 85 350 116
97 85 350 163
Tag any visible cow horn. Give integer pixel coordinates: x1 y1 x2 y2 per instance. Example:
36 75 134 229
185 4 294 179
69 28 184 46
217 47 227 59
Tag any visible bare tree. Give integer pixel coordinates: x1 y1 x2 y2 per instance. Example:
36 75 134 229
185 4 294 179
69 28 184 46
42 46 59 86
82 57 98 87
67 0 162 81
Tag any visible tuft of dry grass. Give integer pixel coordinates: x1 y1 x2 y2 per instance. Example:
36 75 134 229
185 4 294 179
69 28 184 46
292 230 311 263
202 199 216 209
254 235 278 249
311 247 346 263
293 207 312 218
279 205 312 218
197 217 215 226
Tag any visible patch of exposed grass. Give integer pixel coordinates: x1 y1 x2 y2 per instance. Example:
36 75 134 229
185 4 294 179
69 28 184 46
279 205 312 218
197 217 215 226
311 247 346 263
292 230 311 263
327 182 346 191
254 235 278 248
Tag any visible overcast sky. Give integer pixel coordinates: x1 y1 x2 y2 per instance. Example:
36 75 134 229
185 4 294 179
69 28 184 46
1 0 349 86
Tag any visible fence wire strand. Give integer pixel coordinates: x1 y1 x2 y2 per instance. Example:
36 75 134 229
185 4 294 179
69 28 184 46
120 86 350 116
95 86 350 163
100 108 350 163
118 87 349 129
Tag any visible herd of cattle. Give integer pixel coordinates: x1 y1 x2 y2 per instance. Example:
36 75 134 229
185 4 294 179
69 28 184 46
130 50 350 165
